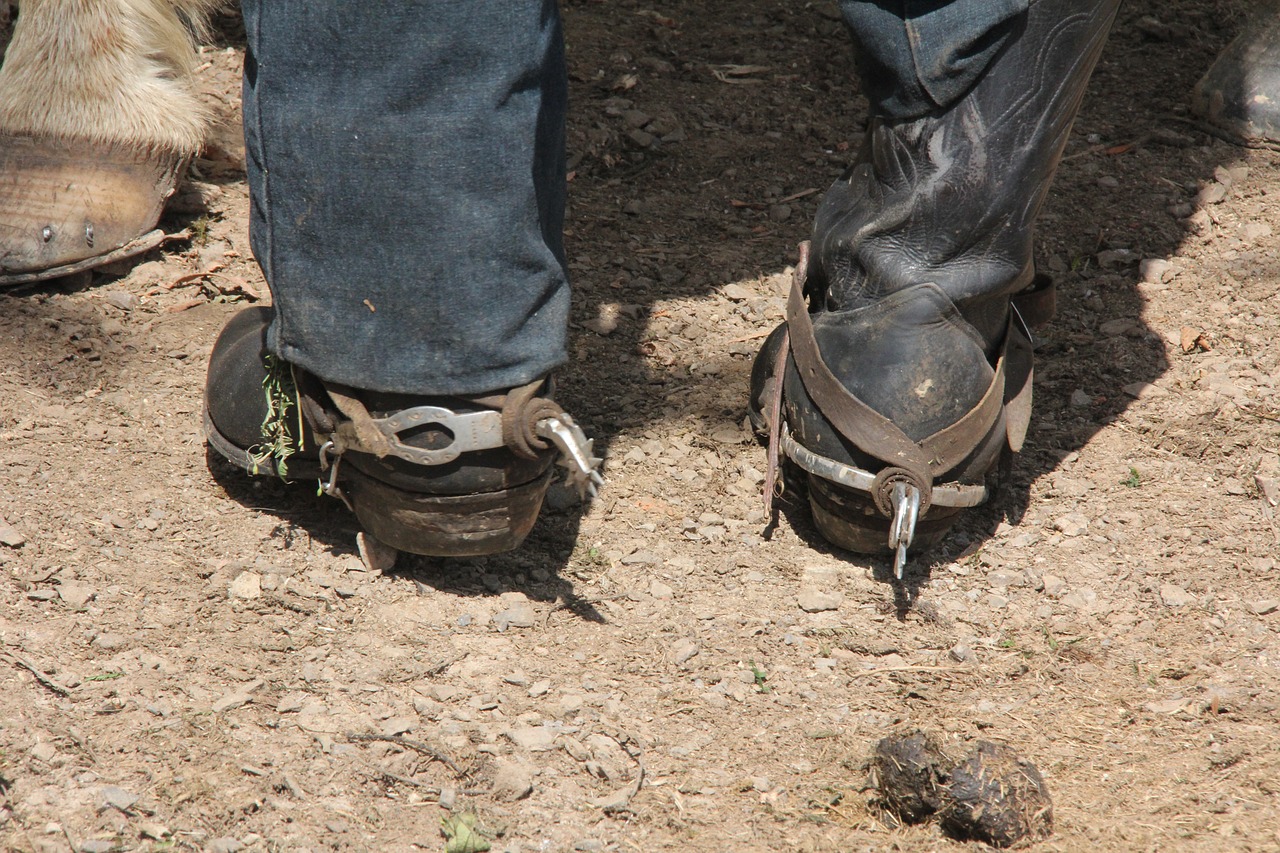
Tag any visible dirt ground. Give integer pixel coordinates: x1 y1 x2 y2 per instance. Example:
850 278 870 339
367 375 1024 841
2 1 1280 850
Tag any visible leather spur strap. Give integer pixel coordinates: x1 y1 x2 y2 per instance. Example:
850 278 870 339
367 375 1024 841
779 241 1012 510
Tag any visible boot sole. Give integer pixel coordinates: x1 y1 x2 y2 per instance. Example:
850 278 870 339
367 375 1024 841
344 464 553 557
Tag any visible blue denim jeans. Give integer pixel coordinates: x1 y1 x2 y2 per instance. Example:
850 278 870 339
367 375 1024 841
241 0 569 396
238 0 1027 395
838 0 1030 119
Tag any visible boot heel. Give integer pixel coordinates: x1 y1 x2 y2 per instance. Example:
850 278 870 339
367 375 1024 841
344 466 553 557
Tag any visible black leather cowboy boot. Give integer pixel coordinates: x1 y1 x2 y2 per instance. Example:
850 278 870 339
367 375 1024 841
204 307 602 557
753 0 1120 573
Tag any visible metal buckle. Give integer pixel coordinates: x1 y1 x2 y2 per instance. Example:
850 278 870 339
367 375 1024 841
536 414 604 500
374 406 505 466
317 440 352 509
887 481 921 580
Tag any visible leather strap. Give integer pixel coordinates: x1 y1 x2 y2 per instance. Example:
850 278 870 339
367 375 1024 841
1012 272 1055 328
783 241 1015 503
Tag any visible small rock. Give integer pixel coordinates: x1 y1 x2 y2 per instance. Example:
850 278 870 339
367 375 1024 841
26 589 56 602
1060 588 1097 610
380 716 416 736
1139 258 1171 283
228 571 262 600
722 283 753 301
1197 182 1229 205
1249 599 1278 616
138 823 170 840
1122 382 1166 399
988 570 1022 589
91 633 129 651
206 838 244 853
506 726 558 752
1069 389 1091 408
276 692 308 714
99 786 138 812
493 604 537 631
1160 584 1196 607
1052 513 1089 537
0 519 25 548
1241 221 1273 243
80 841 115 853
104 292 138 311
768 203 793 222
797 589 842 613
1096 248 1137 268
949 643 975 663
30 742 56 762
527 679 552 697
649 580 673 600
212 680 263 713
1255 475 1279 507
356 531 397 573
1041 575 1067 597
671 638 700 665
437 786 457 810
491 760 535 801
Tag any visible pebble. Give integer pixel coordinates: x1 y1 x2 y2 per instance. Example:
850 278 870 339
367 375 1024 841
672 638 700 664
1241 221 1272 243
491 760 535 801
988 570 1022 589
99 786 138 812
1139 258 1172 283
227 571 262 600
1197 182 1229 205
1122 382 1166 400
27 589 56 602
1052 513 1089 537
1060 588 1097 610
380 716 416 736
29 742 56 762
506 726 558 752
206 839 244 853
494 593 538 630
1249 599 1278 616
276 692 308 714
437 786 457 810
1042 575 1067 597
356 531 397 573
949 643 975 663
0 519 25 547
80 842 115 853
1160 584 1196 607
1096 248 1137 268
1069 389 1092 408
212 679 263 713
649 580 674 600
527 679 552 697
91 633 129 651
797 589 843 613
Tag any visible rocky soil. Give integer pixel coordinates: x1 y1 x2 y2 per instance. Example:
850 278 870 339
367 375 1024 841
1 1 1278 850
